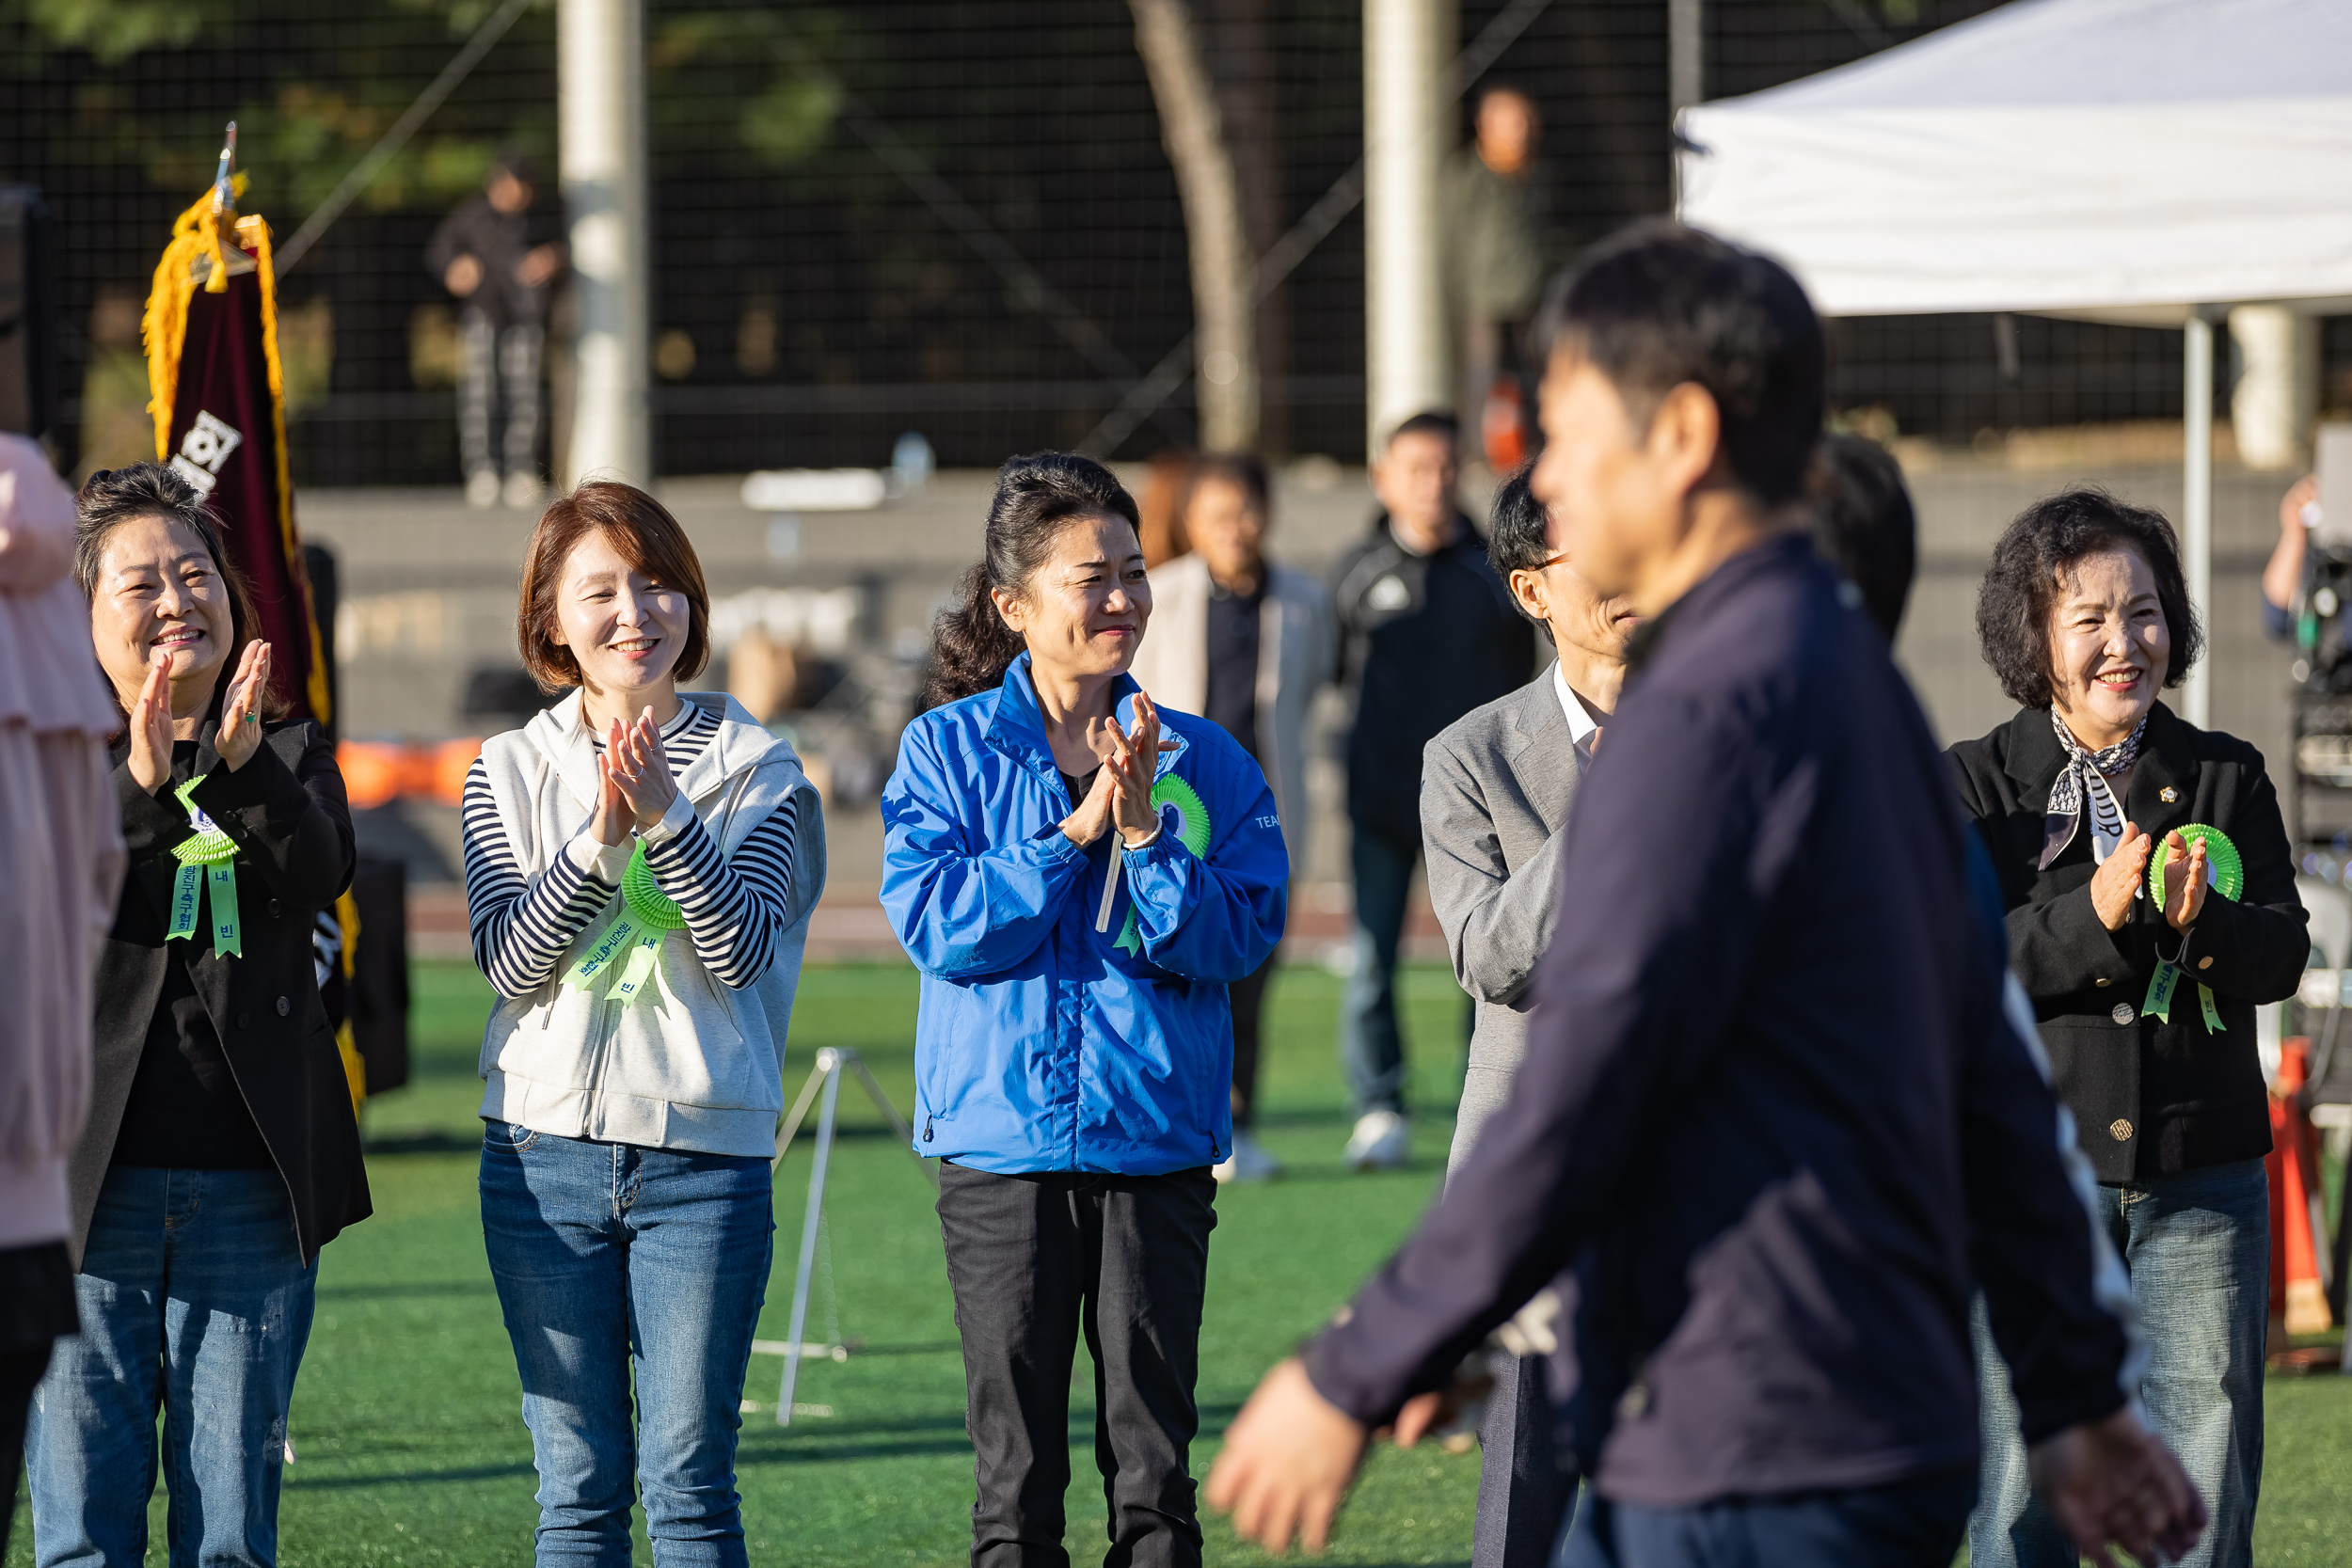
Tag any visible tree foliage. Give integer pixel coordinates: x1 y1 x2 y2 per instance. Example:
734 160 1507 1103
0 0 853 229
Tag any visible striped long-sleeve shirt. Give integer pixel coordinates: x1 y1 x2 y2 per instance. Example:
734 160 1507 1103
463 701 801 998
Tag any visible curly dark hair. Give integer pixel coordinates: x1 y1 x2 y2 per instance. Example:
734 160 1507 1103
1973 486 2202 709
926 451 1141 708
73 461 286 721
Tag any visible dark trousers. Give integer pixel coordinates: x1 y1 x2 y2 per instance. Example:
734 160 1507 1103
0 1241 73 1560
1341 824 1470 1115
1227 954 1277 1129
1554 1463 1976 1568
1477 1350 1571 1567
1340 825 1419 1115
937 1164 1217 1568
0 1240 75 1563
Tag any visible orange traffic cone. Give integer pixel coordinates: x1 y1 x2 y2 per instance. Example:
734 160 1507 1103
2267 1038 2338 1371
1481 377 1527 472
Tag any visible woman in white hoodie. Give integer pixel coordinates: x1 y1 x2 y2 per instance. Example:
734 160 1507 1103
462 482 824 1567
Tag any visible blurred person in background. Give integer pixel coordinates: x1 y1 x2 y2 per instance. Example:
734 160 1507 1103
1809 433 1916 644
0 438 123 1562
1126 452 1333 1183
1207 223 2205 1568
427 153 564 511
1441 86 1548 470
29 463 365 1567
1417 460 1636 1566
2259 472 2316 641
1953 489 2307 1568
464 483 822 1567
882 453 1286 1567
1328 411 1534 1170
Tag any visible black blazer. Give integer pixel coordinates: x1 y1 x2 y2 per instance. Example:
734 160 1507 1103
1950 703 2307 1183
71 718 370 1268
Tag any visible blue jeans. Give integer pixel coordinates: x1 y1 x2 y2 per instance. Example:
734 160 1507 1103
26 1166 318 1568
480 1124 775 1567
1969 1157 2267 1568
1552 1463 1975 1567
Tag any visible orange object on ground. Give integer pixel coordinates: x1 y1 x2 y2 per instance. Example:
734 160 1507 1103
2267 1038 2335 1338
336 738 483 810
1481 377 1527 471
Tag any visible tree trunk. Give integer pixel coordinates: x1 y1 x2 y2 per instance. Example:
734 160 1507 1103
1203 0 1286 454
1130 0 1259 452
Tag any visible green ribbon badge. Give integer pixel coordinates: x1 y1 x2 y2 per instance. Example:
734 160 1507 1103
167 775 241 958
1114 775 1214 957
2142 823 2243 1031
569 843 686 1004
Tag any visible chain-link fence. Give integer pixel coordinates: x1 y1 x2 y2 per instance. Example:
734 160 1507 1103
8 0 2347 489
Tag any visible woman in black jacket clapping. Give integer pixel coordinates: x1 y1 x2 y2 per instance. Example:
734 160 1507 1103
24 464 366 1567
1950 488 2305 1568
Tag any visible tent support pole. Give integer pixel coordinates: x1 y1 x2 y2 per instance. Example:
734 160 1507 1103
2184 308 2215 730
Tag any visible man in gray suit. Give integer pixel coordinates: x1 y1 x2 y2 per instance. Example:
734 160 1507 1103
1419 460 1638 1568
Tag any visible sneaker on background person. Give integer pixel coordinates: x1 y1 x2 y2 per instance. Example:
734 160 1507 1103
1346 1109 1411 1171
1215 1128 1285 1184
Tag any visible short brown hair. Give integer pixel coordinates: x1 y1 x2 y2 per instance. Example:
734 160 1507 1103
518 482 711 691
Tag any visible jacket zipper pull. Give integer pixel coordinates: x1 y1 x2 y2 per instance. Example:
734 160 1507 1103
923 1116 934 1144
1095 843 1122 932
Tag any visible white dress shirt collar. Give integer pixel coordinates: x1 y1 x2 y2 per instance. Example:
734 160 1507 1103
1552 659 1600 745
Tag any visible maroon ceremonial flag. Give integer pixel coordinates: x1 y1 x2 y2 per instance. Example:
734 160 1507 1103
145 191 330 723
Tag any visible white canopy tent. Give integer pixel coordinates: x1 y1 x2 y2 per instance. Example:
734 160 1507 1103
1676 0 2352 726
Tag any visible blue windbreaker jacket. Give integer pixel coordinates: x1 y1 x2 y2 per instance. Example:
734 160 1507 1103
882 654 1289 1174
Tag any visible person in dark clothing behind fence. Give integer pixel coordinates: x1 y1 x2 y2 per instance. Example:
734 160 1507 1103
1205 222 2208 1568
426 154 564 511
1328 411 1535 1171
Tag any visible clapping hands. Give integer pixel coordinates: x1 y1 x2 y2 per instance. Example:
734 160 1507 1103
2090 822 2208 933
2154 830 2208 932
1057 694 1179 848
126 640 272 792
126 649 176 794
215 641 272 772
1103 691 1168 848
589 710 678 847
2090 823 2153 931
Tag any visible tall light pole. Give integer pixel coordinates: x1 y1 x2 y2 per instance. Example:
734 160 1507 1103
1362 0 1455 454
559 0 651 488
1668 0 1701 207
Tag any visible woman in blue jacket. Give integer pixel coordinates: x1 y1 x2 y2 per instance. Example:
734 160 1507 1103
882 452 1287 1567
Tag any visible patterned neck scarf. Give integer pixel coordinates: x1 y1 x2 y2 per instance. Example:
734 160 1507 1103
2042 709 2147 869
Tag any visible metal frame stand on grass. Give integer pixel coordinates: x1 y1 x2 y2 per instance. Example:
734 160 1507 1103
750 1047 938 1426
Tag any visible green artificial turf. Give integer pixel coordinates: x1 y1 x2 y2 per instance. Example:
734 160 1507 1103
10 958 2352 1566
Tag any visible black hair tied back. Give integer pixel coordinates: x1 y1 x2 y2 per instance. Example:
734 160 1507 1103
925 451 1142 709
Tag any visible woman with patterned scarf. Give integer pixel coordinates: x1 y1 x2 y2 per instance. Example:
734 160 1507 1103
1949 487 2307 1568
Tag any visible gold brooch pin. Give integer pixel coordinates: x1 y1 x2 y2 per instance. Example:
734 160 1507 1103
2159 786 2179 803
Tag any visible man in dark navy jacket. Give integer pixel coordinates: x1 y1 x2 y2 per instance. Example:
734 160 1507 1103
1205 225 2206 1567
